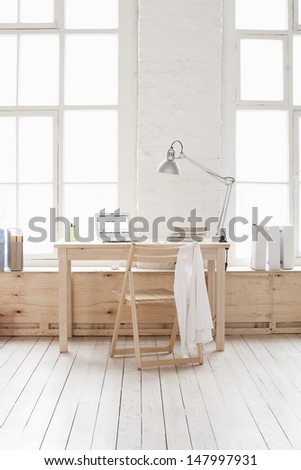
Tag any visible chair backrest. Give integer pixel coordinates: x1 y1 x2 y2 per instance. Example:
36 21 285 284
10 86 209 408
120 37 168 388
126 243 183 270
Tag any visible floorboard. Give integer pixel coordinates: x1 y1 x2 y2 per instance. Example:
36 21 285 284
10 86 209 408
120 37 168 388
91 338 125 450
0 335 301 450
141 338 167 450
231 336 301 449
226 338 292 450
41 338 97 450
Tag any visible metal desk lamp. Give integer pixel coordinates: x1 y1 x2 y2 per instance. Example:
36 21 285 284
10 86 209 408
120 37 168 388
156 140 235 242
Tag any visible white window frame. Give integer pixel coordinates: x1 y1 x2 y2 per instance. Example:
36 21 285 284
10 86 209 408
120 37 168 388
0 0 138 266
236 34 288 106
0 108 58 236
222 0 301 266
294 0 301 30
0 0 59 29
294 110 301 251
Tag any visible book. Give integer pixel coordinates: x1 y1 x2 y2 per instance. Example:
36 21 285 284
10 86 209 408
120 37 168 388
279 225 294 269
266 226 280 271
167 227 207 242
250 229 267 270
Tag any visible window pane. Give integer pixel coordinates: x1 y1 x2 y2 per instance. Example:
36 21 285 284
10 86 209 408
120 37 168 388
235 183 289 259
64 184 118 238
18 184 53 254
235 0 287 30
0 36 17 105
236 111 288 182
0 117 16 182
240 39 283 101
0 0 18 22
19 116 53 183
20 0 54 23
0 0 54 23
65 0 118 29
293 36 301 105
299 117 301 182
299 186 301 251
19 35 59 105
65 35 118 105
64 111 117 183
0 185 17 228
298 120 301 251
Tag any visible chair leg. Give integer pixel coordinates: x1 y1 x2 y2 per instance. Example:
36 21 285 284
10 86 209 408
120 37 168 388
110 297 127 357
168 315 179 352
128 272 142 369
196 343 204 365
130 301 142 369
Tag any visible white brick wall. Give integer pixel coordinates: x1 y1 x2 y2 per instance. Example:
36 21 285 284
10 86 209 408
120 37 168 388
137 0 222 238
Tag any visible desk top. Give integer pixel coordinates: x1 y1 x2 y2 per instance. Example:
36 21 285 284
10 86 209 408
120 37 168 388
54 241 230 249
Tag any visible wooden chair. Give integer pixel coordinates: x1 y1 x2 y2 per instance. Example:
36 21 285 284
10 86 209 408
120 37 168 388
109 243 203 369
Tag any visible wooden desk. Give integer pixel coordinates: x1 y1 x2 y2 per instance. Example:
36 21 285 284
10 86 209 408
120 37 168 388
55 241 229 353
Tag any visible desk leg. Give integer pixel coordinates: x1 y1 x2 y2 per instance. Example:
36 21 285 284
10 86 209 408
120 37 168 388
207 259 216 319
59 249 71 353
215 248 225 351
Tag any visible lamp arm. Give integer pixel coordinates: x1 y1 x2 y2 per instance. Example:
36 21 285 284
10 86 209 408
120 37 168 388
216 179 234 235
180 153 235 239
181 153 233 186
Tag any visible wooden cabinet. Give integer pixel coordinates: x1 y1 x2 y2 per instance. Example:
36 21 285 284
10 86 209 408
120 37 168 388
225 271 301 334
1 270 301 336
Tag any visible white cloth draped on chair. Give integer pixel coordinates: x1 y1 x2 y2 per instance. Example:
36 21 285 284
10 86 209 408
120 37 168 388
174 241 213 356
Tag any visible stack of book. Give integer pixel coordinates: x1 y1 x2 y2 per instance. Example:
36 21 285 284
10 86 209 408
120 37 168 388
166 226 207 242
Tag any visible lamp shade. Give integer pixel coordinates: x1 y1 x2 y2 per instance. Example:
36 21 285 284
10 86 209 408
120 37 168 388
156 158 180 175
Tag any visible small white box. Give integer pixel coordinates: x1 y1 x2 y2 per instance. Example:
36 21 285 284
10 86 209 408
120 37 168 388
250 228 267 270
266 226 280 271
280 225 294 269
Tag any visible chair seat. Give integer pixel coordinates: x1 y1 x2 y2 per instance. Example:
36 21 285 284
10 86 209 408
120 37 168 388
112 287 174 305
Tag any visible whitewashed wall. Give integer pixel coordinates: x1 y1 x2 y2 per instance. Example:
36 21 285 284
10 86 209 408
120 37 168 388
137 0 222 238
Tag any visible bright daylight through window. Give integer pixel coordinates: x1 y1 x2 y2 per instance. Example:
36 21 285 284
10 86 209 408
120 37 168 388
225 0 301 264
0 0 119 259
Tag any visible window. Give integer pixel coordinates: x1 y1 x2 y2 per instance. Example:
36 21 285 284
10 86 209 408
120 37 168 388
0 0 137 261
223 0 301 265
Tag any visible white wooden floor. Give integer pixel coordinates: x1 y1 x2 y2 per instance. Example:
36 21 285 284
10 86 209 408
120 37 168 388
1 334 301 450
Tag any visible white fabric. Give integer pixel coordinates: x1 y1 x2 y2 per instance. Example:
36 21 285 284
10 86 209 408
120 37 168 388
174 241 213 356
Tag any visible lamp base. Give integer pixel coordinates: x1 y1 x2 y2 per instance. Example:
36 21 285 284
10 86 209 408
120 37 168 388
212 228 227 243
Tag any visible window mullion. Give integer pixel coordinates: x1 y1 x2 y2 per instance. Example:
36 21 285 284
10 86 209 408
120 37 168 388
292 111 300 256
57 0 65 242
293 0 300 30
288 1 299 257
16 115 19 227
54 0 59 27
235 38 240 104
16 33 19 105
16 27 19 227
287 5 296 238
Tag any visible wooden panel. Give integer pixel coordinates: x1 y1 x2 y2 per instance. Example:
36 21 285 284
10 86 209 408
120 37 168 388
225 272 273 323
66 247 131 261
272 273 301 321
1 269 301 336
0 271 176 336
0 272 58 335
271 272 301 333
